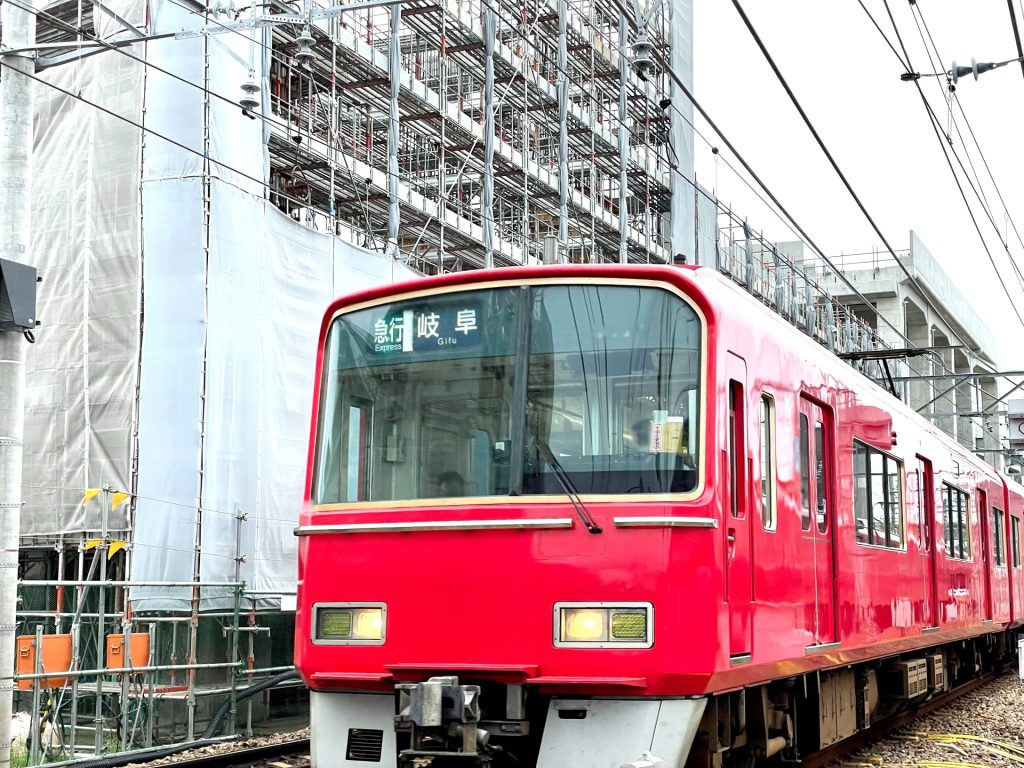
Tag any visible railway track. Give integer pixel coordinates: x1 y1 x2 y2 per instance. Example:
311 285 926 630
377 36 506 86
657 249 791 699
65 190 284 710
802 672 1000 767
152 738 310 768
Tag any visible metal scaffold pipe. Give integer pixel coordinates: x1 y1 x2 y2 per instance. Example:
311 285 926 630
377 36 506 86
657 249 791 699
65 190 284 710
0 0 36 764
482 6 496 269
386 4 400 258
556 0 568 249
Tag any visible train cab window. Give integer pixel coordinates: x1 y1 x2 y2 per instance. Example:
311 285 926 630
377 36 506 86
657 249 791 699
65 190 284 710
314 284 703 503
315 287 520 503
759 394 777 531
799 415 811 531
852 441 904 549
1013 516 1021 568
941 483 971 560
993 508 1005 566
522 285 701 495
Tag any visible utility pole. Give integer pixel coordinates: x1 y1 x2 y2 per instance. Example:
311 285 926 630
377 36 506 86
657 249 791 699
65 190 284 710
0 0 36 763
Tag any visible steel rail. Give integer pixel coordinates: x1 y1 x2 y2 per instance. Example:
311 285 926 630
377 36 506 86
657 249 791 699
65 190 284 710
801 671 1000 767
146 738 310 768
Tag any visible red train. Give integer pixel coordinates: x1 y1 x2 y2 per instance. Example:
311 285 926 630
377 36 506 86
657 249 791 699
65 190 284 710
295 264 1023 767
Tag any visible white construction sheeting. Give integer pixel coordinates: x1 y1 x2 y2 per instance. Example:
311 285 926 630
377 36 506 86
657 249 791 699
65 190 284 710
24 0 418 609
24 0 146 536
132 184 415 611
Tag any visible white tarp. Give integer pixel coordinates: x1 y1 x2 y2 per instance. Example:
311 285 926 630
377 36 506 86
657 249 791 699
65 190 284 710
23 0 146 536
131 185 416 611
129 0 416 610
24 0 417 609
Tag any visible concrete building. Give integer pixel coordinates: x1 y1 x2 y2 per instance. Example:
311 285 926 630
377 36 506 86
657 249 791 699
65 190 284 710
806 232 1002 462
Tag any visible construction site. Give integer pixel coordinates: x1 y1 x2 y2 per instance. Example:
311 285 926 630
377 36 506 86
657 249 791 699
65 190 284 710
2 0 1022 763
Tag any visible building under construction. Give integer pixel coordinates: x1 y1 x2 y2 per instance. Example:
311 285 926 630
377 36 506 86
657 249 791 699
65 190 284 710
263 0 694 268
9 0 695 759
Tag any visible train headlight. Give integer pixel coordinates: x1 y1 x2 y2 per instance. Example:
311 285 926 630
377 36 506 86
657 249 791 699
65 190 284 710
353 608 384 640
564 609 606 641
554 603 653 648
313 604 386 645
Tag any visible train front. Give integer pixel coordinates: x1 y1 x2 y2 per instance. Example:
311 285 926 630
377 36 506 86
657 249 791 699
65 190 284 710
296 268 718 768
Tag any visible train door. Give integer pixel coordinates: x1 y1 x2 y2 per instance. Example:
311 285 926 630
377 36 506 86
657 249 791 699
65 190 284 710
916 456 939 627
725 353 753 659
799 397 836 645
978 489 993 621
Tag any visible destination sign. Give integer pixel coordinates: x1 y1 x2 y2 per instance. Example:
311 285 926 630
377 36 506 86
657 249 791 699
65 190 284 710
370 301 482 354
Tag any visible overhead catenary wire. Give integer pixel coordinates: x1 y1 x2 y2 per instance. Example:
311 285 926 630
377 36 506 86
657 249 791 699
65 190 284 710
728 0 1024 337
604 0 946 357
867 0 1024 328
1006 0 1024 83
19 0 1015 411
713 0 1020 416
602 0 1012 422
909 1 1024 274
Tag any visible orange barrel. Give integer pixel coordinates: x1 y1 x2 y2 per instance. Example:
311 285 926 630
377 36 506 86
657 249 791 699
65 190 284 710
16 634 73 690
105 633 151 669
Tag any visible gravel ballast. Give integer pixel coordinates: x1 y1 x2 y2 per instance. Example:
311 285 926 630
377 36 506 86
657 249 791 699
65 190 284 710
847 676 1024 767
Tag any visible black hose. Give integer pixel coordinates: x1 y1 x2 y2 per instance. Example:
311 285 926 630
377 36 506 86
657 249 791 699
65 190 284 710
202 669 301 739
63 669 302 768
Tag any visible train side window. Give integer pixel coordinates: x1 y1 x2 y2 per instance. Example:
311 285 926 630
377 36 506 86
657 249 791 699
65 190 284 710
942 483 971 560
759 394 777 531
851 440 904 549
799 414 811 531
814 421 828 534
993 507 1005 566
1013 516 1021 568
853 444 869 542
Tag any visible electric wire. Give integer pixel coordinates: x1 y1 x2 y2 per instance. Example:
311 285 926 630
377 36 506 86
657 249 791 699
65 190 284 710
604 0 1012 422
723 0 1021 419
910 1 1024 269
729 0 1024 339
604 0 925 355
905 6 1024 302
863 0 1024 324
907 7 997 230
1007 0 1024 84
15 0 1015 411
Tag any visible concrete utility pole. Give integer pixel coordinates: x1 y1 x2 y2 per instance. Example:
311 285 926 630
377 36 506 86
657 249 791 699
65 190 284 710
0 0 36 764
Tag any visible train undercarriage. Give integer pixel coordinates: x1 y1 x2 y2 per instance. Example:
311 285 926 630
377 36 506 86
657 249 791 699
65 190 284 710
690 630 1020 767
311 631 1020 768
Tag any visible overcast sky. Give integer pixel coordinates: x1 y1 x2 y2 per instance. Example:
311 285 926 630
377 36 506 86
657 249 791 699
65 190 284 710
692 0 1024 369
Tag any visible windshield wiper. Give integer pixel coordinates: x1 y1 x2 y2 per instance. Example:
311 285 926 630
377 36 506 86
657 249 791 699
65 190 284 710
536 441 602 534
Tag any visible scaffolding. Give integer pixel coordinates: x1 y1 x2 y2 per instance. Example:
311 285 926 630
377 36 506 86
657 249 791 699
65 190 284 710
13 490 302 767
263 0 678 271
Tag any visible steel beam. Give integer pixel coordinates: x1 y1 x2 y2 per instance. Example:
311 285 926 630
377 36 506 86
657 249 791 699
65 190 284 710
482 5 495 268
557 0 568 249
386 4 400 257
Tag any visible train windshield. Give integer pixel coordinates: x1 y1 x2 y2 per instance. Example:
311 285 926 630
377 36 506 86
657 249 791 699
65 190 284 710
314 283 702 503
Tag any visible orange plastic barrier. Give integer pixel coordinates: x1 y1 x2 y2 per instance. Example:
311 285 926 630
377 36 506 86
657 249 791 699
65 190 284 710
16 634 73 690
105 633 151 669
